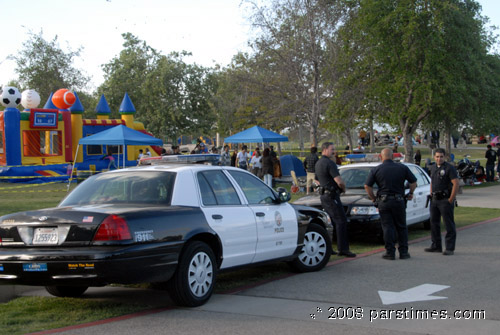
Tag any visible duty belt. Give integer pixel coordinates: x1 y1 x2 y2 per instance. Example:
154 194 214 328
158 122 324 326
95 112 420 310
378 194 404 201
432 190 449 200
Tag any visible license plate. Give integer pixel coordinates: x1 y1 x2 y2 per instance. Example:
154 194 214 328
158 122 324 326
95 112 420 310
33 227 58 245
23 263 48 272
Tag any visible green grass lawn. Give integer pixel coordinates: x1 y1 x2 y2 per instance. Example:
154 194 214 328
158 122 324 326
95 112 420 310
1 180 499 334
0 297 151 335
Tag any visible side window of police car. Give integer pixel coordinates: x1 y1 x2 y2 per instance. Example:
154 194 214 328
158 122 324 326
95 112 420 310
228 170 276 205
409 166 429 187
197 171 241 206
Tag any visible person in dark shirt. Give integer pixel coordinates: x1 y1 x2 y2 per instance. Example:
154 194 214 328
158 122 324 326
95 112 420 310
315 142 355 257
425 148 459 255
485 144 497 182
414 149 422 166
496 143 500 178
303 146 319 195
364 148 417 260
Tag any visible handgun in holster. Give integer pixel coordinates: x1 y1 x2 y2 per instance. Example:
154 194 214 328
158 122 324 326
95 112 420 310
425 195 432 208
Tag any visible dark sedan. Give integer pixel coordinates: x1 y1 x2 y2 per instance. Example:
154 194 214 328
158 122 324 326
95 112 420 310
293 162 431 239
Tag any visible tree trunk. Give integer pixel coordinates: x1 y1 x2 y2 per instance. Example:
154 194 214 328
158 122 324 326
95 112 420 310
369 114 375 153
444 124 452 162
402 128 414 163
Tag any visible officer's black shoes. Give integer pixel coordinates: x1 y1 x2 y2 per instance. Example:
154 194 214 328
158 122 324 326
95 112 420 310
443 250 454 256
399 253 411 260
382 253 395 260
338 251 356 258
424 247 443 253
331 249 338 255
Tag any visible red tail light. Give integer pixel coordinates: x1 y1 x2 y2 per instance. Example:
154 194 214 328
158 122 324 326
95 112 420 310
93 215 132 241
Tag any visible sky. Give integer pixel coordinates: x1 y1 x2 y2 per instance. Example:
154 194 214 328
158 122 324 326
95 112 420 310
1 0 499 91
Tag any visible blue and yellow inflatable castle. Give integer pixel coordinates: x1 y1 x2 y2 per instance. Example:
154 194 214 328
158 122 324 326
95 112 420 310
0 87 161 182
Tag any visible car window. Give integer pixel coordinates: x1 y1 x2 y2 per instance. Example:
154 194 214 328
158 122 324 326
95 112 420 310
60 171 175 206
228 170 277 205
340 167 377 189
408 165 429 186
197 171 241 206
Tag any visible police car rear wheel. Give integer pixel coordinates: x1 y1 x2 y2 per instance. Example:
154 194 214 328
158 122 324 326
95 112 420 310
290 223 331 272
167 241 216 307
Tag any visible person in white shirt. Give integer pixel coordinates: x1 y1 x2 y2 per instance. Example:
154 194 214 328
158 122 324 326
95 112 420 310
250 150 262 176
236 145 249 170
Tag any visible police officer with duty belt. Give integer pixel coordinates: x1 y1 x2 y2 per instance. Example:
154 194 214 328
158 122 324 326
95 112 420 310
315 142 356 257
425 148 459 255
364 148 417 260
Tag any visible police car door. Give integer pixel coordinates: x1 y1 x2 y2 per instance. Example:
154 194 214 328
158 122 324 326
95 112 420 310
407 165 431 224
196 170 257 269
227 170 298 262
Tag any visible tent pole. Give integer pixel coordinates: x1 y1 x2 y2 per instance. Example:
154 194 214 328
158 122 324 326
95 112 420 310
67 144 80 191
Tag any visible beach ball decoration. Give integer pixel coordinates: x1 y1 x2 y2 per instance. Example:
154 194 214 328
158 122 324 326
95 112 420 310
21 89 41 109
52 88 76 109
1 86 22 108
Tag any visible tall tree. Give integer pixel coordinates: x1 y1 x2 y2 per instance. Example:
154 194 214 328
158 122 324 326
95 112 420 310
337 0 497 161
11 31 90 105
244 0 346 146
98 33 160 118
140 52 218 141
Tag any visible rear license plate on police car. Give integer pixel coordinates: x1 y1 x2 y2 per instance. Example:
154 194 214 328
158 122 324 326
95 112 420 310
33 227 58 245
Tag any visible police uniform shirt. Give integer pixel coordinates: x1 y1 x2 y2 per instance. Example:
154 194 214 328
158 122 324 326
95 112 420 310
365 160 417 196
429 162 458 193
315 156 340 191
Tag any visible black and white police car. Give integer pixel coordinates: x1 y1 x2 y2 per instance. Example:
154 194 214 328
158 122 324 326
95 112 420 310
0 155 333 307
294 159 431 239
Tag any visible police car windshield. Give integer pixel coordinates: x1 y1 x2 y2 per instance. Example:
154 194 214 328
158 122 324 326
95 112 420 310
340 167 378 189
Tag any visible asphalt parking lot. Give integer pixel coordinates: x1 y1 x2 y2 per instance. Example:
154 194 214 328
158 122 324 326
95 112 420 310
5 184 500 334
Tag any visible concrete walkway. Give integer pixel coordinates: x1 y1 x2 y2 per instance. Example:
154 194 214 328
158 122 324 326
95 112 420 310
456 182 500 208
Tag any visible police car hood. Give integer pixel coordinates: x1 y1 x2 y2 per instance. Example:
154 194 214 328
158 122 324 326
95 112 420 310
293 189 373 207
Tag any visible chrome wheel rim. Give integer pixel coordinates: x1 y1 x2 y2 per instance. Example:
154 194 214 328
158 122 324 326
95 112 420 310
298 231 327 266
188 251 213 297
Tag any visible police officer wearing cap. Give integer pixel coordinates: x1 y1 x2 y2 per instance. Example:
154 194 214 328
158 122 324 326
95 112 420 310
364 148 417 260
425 148 459 255
315 142 355 257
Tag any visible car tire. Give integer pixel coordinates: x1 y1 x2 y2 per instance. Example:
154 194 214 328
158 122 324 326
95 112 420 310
290 223 332 272
45 285 88 297
167 241 216 307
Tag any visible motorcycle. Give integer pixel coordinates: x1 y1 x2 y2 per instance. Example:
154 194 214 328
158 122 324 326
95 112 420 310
456 156 484 184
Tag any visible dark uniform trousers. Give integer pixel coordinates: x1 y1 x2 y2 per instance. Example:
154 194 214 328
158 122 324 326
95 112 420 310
429 198 456 251
377 197 408 255
320 192 349 253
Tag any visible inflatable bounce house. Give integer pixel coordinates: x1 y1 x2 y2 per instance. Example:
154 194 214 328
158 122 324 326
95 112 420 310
0 87 161 182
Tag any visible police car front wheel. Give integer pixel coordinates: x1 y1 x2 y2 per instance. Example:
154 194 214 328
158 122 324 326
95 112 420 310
290 223 332 272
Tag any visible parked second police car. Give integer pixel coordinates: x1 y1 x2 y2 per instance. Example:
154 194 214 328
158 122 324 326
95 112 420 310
294 161 431 240
0 155 333 307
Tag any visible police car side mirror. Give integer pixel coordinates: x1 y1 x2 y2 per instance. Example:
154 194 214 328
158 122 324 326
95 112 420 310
404 181 410 189
276 187 291 203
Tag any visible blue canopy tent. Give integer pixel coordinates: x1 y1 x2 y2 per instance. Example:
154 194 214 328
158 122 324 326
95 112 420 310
224 126 288 143
72 125 163 180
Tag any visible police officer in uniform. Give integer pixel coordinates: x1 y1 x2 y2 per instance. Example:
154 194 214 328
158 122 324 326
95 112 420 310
364 148 417 260
425 148 459 255
315 142 356 257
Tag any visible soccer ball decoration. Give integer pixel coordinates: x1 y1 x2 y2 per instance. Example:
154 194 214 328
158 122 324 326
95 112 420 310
21 89 41 109
1 86 22 108
52 88 76 109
